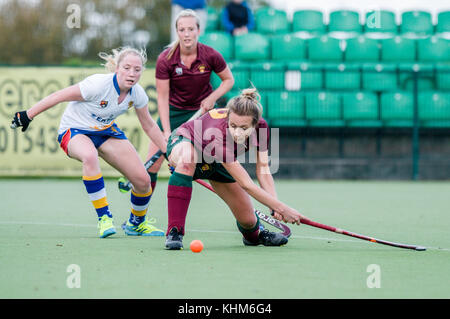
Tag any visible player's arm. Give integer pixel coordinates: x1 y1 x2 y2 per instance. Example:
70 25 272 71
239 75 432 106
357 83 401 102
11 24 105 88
156 78 171 139
135 105 167 154
27 84 84 119
200 66 234 112
255 150 277 198
11 84 84 131
222 160 302 224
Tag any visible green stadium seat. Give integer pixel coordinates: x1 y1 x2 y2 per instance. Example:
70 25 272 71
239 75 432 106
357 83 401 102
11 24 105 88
266 91 306 127
249 61 285 90
400 11 433 38
234 32 269 60
342 92 382 127
361 63 398 91
364 10 397 37
324 63 361 90
285 61 323 90
292 10 326 36
419 91 450 127
308 36 343 62
328 10 362 38
345 36 380 62
199 32 233 60
305 92 344 127
227 61 251 90
380 91 414 127
255 7 290 34
398 63 435 90
206 7 220 31
436 63 450 90
380 36 416 62
271 34 306 61
417 37 450 62
437 11 450 35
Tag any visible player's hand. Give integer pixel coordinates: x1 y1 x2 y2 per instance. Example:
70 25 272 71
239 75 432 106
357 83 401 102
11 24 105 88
272 206 303 225
200 96 216 113
11 111 32 132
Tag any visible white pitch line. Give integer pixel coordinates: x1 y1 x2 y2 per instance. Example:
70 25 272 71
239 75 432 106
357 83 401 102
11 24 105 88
1 220 448 252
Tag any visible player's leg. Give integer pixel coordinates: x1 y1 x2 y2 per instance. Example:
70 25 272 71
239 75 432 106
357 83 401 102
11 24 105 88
66 134 115 238
165 139 198 250
98 137 164 236
209 180 288 246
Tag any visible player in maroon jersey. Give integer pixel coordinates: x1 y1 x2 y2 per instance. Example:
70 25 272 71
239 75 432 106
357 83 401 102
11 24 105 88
144 9 234 199
164 88 305 250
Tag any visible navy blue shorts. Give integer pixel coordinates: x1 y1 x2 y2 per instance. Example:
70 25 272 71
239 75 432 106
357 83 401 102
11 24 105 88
57 123 127 155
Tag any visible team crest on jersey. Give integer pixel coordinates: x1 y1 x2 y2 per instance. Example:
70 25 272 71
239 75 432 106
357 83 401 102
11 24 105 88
175 67 183 75
198 65 206 73
100 100 108 108
201 164 210 172
128 101 134 109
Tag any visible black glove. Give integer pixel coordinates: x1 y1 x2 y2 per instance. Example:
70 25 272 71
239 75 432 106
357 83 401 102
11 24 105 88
12 111 32 132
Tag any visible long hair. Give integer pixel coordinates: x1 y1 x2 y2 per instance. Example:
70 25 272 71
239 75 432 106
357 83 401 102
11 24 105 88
98 47 147 72
167 9 201 60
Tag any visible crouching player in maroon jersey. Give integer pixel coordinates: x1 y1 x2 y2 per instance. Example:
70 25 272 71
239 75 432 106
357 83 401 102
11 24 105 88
164 88 306 249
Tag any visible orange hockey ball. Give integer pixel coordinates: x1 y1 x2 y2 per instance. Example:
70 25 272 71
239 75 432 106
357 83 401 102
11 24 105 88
190 240 204 253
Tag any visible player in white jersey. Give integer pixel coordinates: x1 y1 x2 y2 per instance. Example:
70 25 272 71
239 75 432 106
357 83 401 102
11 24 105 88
11 47 167 238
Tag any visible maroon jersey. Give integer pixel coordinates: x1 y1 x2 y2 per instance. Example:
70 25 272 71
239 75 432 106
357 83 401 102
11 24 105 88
155 42 227 111
177 108 270 163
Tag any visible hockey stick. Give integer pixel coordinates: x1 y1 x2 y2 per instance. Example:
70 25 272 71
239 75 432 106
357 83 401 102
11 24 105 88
196 178 425 250
118 108 204 193
194 178 291 238
298 217 426 251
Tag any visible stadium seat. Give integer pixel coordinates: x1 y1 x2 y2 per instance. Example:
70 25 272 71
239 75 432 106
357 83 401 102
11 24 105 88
361 63 398 91
364 10 397 38
342 92 382 127
228 60 252 90
266 91 306 127
418 91 450 127
255 7 290 34
398 63 435 90
199 32 233 60
400 11 433 38
380 91 414 127
324 63 361 90
206 7 220 31
249 61 285 90
417 37 450 62
271 34 306 61
328 10 362 38
436 63 450 90
305 92 344 127
285 61 323 90
234 32 269 60
292 10 326 37
308 36 343 62
345 36 380 62
437 11 450 38
380 36 416 62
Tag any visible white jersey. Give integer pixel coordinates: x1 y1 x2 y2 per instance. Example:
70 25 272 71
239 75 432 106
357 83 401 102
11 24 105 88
58 73 149 134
